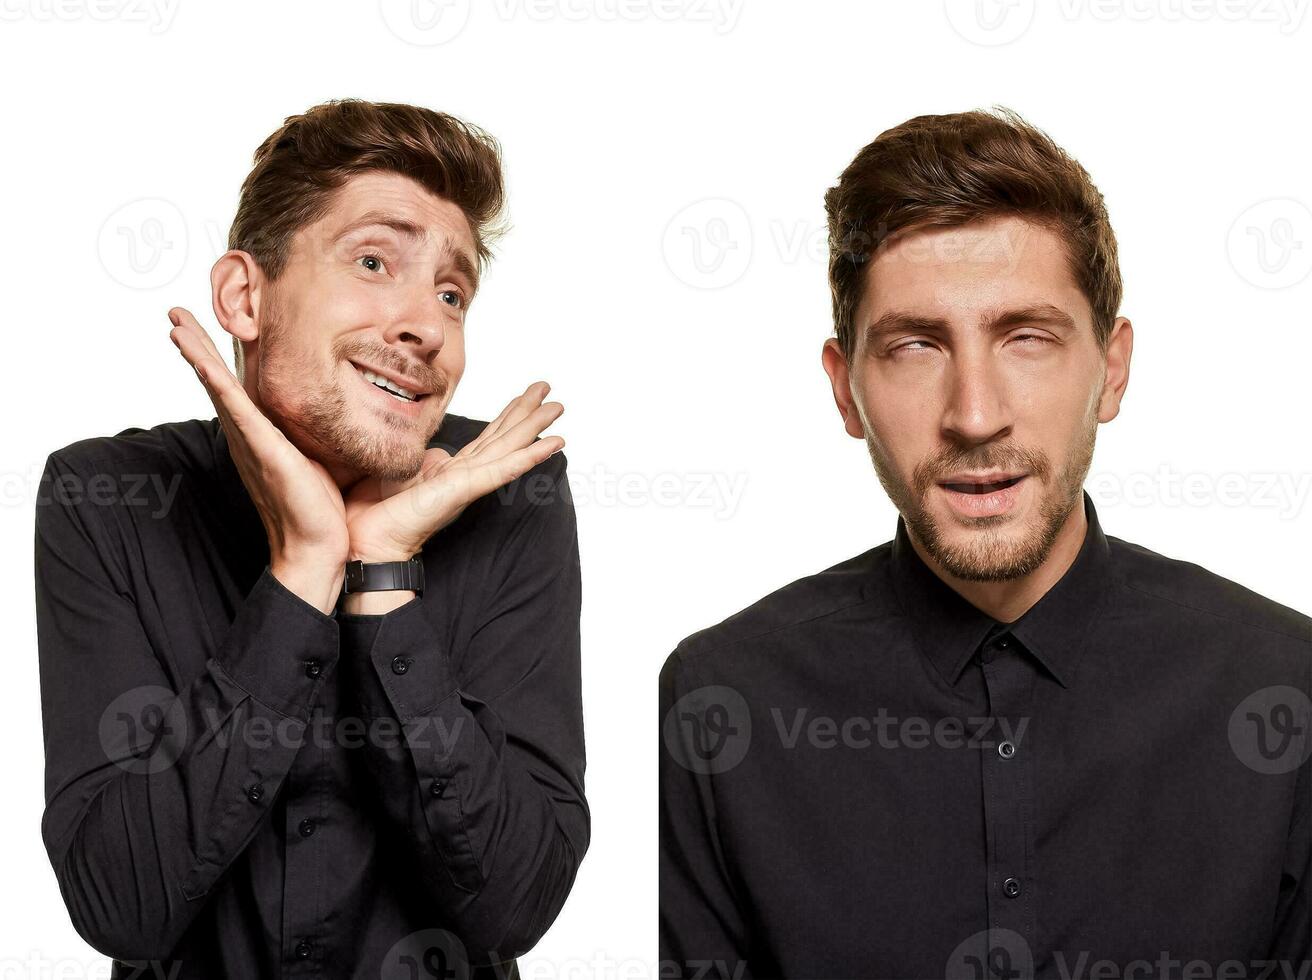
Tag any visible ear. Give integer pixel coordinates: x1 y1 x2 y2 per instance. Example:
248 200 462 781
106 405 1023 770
211 250 263 347
821 337 866 439
1097 316 1133 423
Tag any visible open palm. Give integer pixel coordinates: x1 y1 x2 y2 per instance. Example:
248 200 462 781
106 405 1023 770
343 382 564 563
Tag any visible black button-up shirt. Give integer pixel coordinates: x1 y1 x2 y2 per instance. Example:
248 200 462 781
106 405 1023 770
660 491 1311 978
35 415 588 978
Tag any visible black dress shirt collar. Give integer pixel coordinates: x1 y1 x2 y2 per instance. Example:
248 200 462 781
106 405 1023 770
889 488 1114 689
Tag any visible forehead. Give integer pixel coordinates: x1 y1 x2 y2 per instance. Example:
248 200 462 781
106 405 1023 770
859 214 1085 322
305 169 477 254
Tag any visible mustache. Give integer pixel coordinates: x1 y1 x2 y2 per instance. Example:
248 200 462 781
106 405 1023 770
916 447 1050 493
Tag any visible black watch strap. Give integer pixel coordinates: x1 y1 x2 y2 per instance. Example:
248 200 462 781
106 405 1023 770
342 555 425 596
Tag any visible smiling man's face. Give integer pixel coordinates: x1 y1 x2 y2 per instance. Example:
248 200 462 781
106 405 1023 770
240 170 478 484
823 214 1131 583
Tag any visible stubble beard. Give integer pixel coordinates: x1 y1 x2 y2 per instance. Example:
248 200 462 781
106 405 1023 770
864 414 1096 583
258 298 436 484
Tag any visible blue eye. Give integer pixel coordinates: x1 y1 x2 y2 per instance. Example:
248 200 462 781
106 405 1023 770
439 289 464 309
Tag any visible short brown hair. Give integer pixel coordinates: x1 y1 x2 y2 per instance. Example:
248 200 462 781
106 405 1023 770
226 98 507 374
824 106 1121 361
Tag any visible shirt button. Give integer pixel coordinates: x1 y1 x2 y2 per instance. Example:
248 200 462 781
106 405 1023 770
431 779 446 798
298 818 316 838
304 659 322 679
246 782 264 804
391 656 410 675
1003 876 1022 898
998 740 1016 759
294 940 312 959
997 635 1011 649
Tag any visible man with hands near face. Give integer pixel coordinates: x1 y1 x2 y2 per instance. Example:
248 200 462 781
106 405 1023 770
35 100 586 978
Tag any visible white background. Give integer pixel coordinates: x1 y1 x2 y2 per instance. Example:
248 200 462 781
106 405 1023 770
3 0 1311 974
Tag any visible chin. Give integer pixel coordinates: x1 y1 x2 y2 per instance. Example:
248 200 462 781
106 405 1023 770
289 388 428 485
340 425 428 483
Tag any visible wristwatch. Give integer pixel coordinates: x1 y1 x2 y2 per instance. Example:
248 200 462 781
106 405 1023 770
342 555 425 596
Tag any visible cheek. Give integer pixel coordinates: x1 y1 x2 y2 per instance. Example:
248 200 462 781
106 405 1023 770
858 367 935 441
256 368 302 426
1020 374 1097 436
260 333 335 404
862 400 929 475
437 336 466 378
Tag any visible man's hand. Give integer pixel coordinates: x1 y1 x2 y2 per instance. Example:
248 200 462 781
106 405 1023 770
343 381 565 565
169 306 349 615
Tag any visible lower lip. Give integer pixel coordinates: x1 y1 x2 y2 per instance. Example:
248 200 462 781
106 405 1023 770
350 364 426 417
937 476 1028 518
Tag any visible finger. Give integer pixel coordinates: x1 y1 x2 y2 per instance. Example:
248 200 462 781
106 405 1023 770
169 306 231 371
457 384 540 457
414 436 565 514
477 400 564 461
498 381 552 432
458 381 550 458
467 436 566 499
169 310 291 461
169 312 239 419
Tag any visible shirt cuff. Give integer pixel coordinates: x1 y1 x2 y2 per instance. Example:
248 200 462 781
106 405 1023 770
212 565 340 722
338 596 456 721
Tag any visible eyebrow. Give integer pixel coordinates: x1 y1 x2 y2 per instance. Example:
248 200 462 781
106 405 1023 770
333 209 481 295
864 303 1076 348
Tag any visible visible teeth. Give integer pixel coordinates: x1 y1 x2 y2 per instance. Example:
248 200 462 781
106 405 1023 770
357 367 417 401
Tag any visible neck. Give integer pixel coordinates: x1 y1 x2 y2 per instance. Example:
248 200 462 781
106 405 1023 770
907 499 1088 624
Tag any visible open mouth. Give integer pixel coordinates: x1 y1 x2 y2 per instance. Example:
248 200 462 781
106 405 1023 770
939 475 1026 495
350 362 427 404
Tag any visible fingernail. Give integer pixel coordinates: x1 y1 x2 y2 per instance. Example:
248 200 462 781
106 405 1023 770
168 311 180 327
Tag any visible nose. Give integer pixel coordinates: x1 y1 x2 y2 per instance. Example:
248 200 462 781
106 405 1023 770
939 347 1013 448
381 288 447 359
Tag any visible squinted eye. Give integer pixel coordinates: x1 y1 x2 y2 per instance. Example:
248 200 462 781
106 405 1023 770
439 289 464 309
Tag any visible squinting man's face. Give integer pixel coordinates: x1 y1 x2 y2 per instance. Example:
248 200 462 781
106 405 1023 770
239 170 478 483
822 214 1131 583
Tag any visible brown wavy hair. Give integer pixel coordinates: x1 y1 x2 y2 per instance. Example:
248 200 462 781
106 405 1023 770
824 107 1121 361
226 98 506 374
